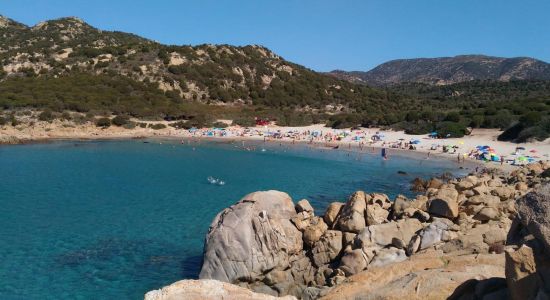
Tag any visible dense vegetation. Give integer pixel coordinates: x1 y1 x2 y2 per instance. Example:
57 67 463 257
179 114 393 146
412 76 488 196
386 81 550 140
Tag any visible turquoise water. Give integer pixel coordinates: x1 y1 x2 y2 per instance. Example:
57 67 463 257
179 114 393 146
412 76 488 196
0 139 467 299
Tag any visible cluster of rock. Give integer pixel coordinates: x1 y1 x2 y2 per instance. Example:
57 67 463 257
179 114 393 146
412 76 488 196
195 161 550 299
504 183 550 299
145 161 550 300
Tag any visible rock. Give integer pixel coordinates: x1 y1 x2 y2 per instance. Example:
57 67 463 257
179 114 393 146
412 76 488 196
407 234 421 255
404 208 430 222
466 194 500 207
321 252 505 300
314 265 333 286
288 255 316 291
342 232 356 248
302 287 330 300
391 195 410 219
526 162 544 175
303 217 328 247
487 179 502 188
427 178 443 189
296 199 314 214
505 245 538 300
339 249 368 276
474 207 501 222
456 180 475 192
356 219 422 249
199 191 303 285
311 230 343 267
369 193 392 210
483 227 508 245
336 191 367 233
291 212 312 231
144 279 298 300
428 187 459 219
411 177 427 192
370 247 407 268
504 183 550 300
464 175 480 186
491 186 515 201
410 195 429 211
473 185 491 196
515 184 550 254
365 204 389 225
515 182 528 191
419 218 454 250
474 277 508 299
323 202 344 228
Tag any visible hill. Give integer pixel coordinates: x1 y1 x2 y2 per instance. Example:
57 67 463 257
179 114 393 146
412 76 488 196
328 55 550 86
0 15 385 118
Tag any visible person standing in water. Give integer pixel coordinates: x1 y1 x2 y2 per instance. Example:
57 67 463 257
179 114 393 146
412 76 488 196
382 148 388 160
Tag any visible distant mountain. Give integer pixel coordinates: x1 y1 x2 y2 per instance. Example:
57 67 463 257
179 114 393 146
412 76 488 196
328 55 550 86
0 15 384 116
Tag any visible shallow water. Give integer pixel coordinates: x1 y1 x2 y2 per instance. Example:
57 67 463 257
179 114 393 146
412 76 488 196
0 139 467 299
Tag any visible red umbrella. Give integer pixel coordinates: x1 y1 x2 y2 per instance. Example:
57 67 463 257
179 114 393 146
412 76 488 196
530 150 537 153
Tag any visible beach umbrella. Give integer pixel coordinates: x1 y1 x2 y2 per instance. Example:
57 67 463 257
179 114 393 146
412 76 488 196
516 147 526 150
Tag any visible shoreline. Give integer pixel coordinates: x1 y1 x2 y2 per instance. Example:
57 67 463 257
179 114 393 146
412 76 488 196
1 122 548 172
0 131 492 173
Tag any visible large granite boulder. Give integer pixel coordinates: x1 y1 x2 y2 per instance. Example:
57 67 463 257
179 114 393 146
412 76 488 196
311 230 343 267
199 191 303 284
336 191 367 233
515 184 550 254
428 187 459 219
505 184 550 300
323 202 344 228
321 252 505 300
144 279 297 300
355 219 423 249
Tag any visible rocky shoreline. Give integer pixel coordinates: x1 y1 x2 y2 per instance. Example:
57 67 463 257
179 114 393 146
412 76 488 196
146 162 550 299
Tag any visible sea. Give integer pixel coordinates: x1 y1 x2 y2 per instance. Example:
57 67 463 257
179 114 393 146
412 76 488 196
0 139 468 299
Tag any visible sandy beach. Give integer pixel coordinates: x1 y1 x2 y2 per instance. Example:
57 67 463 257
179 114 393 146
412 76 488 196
1 120 549 169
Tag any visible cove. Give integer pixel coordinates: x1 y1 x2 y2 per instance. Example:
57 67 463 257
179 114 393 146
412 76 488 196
0 139 467 299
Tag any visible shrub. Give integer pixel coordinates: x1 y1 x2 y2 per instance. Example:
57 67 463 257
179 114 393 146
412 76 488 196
95 117 111 128
10 114 18 126
112 115 130 126
400 121 434 135
232 117 256 127
169 121 189 129
61 111 72 121
149 123 166 130
122 122 136 129
436 122 466 138
444 112 461 123
212 121 228 128
38 110 55 122
0 116 6 126
187 114 214 128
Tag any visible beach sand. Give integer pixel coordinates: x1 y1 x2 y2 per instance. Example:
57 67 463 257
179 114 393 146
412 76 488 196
1 121 548 170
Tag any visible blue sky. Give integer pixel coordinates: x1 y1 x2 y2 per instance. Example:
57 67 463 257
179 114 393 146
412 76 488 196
1 0 549 71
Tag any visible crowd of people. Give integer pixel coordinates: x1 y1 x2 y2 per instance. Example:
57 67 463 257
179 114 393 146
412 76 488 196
177 126 544 167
